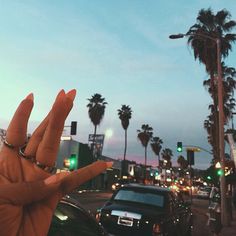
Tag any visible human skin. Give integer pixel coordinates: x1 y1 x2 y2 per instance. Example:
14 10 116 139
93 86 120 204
0 89 112 236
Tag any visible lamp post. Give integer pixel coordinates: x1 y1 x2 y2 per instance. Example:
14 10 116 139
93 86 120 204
169 33 228 226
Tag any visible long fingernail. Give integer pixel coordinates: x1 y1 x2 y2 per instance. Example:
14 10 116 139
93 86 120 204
25 93 34 101
57 89 66 99
66 89 76 101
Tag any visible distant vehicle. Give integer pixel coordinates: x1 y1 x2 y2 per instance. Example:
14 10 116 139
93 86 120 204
196 186 212 199
48 196 108 236
96 184 193 236
111 178 136 191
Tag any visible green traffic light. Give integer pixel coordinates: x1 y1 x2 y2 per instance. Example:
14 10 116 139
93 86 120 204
69 154 77 170
217 169 223 176
177 142 182 152
207 175 212 180
177 147 182 152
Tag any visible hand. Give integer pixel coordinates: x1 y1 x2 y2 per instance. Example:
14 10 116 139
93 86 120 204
0 89 112 236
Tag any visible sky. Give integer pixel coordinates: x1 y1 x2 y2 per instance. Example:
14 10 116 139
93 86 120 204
0 0 236 170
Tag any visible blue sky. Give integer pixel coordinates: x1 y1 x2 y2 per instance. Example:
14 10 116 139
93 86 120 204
0 0 236 169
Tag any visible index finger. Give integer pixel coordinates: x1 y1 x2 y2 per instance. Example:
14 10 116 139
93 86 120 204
5 94 34 147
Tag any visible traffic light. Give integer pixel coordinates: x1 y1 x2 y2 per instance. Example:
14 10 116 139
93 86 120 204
187 150 194 165
177 142 182 152
63 154 78 170
69 154 78 170
71 121 77 135
217 169 223 176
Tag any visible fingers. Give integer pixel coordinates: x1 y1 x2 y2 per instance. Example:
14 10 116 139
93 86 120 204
35 89 76 167
5 94 34 147
23 90 65 157
54 161 113 196
0 180 60 205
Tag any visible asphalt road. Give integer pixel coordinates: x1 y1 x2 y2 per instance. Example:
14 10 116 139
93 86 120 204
70 191 215 235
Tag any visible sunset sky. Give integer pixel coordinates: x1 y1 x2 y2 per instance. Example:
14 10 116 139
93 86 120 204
0 0 236 169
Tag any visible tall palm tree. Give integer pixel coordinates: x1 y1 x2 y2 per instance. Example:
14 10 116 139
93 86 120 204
187 8 236 76
118 105 132 176
187 8 236 162
87 93 107 159
137 124 153 180
150 137 163 168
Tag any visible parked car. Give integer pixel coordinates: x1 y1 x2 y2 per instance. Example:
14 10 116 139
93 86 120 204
48 195 108 236
196 186 212 199
96 184 193 236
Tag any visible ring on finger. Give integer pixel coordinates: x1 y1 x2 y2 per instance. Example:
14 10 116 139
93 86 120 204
35 161 56 174
19 147 35 162
3 139 16 149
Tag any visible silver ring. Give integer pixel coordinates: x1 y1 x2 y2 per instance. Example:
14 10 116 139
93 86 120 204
35 161 56 174
3 139 15 149
19 148 35 162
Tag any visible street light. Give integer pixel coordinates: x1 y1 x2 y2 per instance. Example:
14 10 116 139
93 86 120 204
169 32 228 225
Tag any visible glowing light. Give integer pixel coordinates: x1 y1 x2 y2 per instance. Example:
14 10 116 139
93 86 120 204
105 129 113 138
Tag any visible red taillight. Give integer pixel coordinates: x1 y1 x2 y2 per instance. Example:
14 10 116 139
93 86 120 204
95 212 101 222
152 223 161 234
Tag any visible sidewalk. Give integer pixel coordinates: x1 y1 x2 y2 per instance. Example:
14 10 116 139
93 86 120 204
219 209 236 236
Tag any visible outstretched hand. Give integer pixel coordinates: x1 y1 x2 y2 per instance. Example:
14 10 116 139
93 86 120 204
0 89 112 236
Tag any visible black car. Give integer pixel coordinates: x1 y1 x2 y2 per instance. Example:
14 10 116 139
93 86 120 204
48 195 108 236
97 184 193 236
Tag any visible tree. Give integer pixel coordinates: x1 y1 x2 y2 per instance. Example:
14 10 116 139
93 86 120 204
177 155 188 177
87 93 107 159
186 8 236 226
187 8 236 162
118 105 132 175
137 124 153 180
161 148 173 169
150 137 163 168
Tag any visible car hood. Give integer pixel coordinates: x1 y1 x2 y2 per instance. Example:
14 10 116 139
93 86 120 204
102 201 166 219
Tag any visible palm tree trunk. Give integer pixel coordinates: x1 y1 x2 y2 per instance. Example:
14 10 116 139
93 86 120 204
122 129 127 177
92 125 97 159
124 129 127 161
144 146 147 182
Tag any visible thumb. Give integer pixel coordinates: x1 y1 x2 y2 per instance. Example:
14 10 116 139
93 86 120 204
49 161 113 196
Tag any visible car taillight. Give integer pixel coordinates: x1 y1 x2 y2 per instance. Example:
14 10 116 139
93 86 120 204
152 223 162 235
95 211 101 222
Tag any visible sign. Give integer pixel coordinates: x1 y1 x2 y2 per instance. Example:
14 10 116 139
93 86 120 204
88 134 105 158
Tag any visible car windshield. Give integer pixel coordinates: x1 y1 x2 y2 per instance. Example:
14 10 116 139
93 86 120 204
113 189 165 208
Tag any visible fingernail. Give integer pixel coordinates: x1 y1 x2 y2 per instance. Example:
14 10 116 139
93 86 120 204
66 89 77 101
56 89 66 99
25 93 34 101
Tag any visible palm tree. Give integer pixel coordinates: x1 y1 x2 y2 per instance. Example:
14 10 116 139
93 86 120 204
177 155 188 169
161 148 173 169
118 105 132 176
87 93 107 159
177 155 188 177
187 8 236 162
161 148 173 182
187 8 236 76
137 124 153 180
150 137 163 168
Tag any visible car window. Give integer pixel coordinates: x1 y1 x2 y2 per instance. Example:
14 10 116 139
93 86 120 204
113 189 165 208
48 202 104 236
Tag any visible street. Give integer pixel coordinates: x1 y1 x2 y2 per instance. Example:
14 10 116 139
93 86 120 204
69 190 214 236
